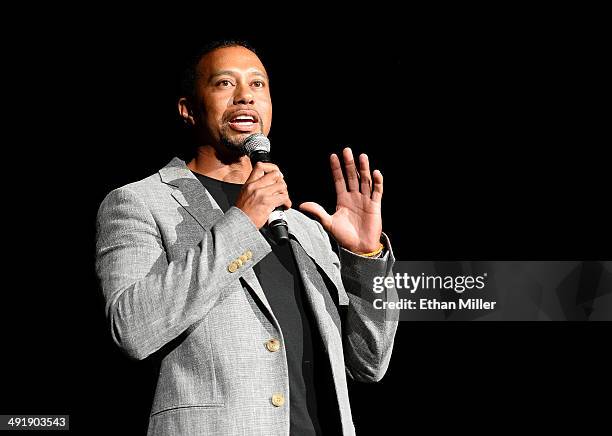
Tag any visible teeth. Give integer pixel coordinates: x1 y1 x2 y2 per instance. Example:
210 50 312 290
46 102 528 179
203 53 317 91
234 115 254 122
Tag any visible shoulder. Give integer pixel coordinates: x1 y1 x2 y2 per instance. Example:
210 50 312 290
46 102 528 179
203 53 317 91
100 170 171 206
97 170 172 220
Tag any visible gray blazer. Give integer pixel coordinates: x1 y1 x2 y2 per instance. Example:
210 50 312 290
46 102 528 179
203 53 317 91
95 157 399 435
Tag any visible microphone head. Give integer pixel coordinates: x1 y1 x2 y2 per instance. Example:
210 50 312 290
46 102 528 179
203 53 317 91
241 133 270 156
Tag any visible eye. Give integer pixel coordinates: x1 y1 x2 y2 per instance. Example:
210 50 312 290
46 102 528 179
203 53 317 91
252 80 265 88
216 79 234 88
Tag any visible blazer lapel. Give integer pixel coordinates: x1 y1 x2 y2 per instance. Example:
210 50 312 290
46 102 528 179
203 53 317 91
290 239 343 336
159 157 223 230
285 211 348 305
285 211 345 355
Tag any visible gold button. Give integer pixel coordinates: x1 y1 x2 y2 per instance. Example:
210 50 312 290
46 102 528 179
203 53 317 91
228 262 238 273
271 393 285 407
235 258 243 267
239 254 248 263
265 339 281 352
245 250 253 260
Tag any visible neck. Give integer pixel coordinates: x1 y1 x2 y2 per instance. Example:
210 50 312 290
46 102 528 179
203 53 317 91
187 145 252 184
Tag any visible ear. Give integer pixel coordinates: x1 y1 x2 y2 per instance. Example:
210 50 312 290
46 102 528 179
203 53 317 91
178 97 195 126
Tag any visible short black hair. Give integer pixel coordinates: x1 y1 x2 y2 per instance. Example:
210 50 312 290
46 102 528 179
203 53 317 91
180 39 258 98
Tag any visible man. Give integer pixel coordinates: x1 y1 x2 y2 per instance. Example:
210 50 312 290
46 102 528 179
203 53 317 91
95 40 399 435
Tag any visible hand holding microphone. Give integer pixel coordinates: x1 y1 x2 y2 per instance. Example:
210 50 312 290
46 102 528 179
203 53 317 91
235 134 291 243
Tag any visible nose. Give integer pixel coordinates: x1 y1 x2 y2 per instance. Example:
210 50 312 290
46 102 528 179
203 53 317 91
233 82 254 105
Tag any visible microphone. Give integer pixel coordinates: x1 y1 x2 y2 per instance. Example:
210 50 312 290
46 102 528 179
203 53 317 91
241 133 290 244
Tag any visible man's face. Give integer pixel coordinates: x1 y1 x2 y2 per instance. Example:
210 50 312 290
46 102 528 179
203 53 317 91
186 46 272 152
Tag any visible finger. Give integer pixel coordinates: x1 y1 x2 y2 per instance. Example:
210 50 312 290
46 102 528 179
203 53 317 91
358 153 372 195
244 162 266 183
299 202 333 231
259 178 288 197
247 169 284 189
256 162 280 173
265 191 291 209
342 147 359 192
245 162 281 183
371 169 383 203
276 193 292 210
330 153 347 195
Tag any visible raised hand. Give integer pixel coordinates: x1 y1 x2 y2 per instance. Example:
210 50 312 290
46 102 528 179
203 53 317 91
299 147 383 254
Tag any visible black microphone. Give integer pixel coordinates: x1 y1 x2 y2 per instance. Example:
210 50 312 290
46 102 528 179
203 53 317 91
241 133 290 244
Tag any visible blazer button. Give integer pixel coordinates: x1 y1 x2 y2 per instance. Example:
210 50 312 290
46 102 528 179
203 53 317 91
245 250 253 260
265 338 281 352
271 393 285 407
239 254 248 263
228 262 238 273
235 258 243 267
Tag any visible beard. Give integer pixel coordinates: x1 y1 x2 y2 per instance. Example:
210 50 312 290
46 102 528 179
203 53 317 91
219 125 248 155
218 117 265 155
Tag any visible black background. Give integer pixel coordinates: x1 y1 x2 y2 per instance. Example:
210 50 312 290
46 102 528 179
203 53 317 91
3 4 610 434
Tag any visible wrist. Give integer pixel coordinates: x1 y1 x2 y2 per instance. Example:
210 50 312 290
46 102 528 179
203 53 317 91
351 242 384 257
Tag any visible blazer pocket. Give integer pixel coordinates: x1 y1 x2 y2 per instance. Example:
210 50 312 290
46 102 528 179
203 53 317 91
151 403 225 418
149 318 222 416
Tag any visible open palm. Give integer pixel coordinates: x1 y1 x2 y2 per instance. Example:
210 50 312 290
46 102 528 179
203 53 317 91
300 148 383 254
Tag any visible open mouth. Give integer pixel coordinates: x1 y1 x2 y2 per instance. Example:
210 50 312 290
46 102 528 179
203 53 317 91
228 111 259 132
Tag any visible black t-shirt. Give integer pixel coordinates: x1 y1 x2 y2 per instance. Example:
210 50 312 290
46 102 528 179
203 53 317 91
192 171 340 435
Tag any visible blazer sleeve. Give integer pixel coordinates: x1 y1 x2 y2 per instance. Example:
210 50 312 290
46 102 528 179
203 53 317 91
95 187 271 360
314 221 400 383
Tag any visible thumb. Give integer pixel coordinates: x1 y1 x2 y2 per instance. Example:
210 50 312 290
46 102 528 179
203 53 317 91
299 202 332 231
